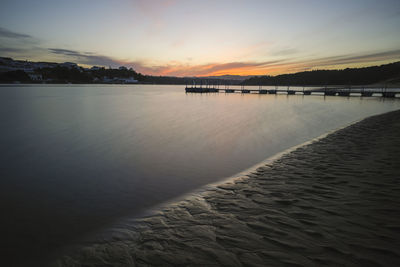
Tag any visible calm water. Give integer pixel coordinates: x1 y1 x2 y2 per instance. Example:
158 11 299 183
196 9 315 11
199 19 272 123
0 84 399 265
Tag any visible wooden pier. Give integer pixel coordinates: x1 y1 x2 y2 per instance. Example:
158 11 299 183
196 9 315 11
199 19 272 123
185 85 399 98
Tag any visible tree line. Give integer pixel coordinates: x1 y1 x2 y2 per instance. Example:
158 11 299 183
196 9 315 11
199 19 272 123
242 61 400 86
0 66 234 85
1 61 399 85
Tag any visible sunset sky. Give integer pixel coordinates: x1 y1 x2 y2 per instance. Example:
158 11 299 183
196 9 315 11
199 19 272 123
1 0 400 76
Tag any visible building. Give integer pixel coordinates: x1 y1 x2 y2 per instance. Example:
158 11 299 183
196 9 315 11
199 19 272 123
60 62 79 69
122 77 138 84
28 74 43 81
0 57 58 73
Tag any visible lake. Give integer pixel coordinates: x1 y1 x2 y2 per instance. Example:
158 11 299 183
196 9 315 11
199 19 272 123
0 84 399 265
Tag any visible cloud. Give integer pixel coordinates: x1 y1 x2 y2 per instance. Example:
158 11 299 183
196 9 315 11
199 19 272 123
150 61 283 77
48 48 82 57
257 49 400 75
48 48 157 74
0 27 32 39
3 25 398 77
48 48 127 67
272 48 299 56
47 48 276 76
47 47 400 76
308 49 400 67
0 27 40 58
0 47 27 53
0 26 43 59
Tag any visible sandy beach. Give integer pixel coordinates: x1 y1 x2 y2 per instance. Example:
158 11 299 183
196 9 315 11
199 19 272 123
56 110 400 267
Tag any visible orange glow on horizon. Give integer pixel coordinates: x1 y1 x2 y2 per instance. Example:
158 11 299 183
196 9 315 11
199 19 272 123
136 58 398 77
196 66 295 77
141 62 310 77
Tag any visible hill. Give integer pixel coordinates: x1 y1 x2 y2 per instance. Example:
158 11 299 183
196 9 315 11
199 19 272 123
242 62 400 86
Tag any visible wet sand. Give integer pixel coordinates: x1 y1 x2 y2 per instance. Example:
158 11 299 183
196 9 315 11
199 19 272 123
56 110 400 267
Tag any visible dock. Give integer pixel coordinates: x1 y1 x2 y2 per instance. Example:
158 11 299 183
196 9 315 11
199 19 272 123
185 84 399 98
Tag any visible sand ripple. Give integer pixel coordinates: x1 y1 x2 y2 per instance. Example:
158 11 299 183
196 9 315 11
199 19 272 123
56 110 400 267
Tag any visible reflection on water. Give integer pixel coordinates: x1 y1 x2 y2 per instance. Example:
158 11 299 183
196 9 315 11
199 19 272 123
0 84 399 265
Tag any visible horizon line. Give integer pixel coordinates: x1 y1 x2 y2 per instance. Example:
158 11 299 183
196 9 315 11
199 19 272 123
1 55 399 78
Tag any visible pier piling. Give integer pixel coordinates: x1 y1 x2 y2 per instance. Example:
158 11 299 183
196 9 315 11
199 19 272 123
184 85 398 97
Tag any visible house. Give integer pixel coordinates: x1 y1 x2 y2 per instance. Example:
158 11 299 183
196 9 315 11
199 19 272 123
28 74 43 81
122 77 138 84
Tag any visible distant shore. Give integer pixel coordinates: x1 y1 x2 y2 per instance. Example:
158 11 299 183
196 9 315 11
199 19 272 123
55 109 400 266
1 82 400 88
1 57 400 86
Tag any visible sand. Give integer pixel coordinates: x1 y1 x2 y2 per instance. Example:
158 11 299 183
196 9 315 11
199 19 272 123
55 110 400 267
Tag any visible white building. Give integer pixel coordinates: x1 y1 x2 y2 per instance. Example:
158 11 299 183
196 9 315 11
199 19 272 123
28 74 43 81
122 77 138 84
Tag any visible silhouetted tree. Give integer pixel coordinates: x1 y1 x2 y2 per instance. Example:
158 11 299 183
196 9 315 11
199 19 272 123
242 62 400 86
0 70 31 82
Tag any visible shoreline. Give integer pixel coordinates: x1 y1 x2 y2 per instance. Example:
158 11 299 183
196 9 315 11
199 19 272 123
1 83 400 87
141 116 367 218
55 109 400 266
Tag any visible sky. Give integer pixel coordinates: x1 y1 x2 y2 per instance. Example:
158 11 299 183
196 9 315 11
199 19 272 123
1 0 400 76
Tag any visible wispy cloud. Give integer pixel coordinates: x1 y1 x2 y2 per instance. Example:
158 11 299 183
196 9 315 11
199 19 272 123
272 48 299 57
149 61 283 77
144 49 400 76
0 27 32 39
46 47 400 76
48 48 127 67
48 48 157 73
0 47 27 53
48 48 82 57
308 49 400 67
0 27 42 59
